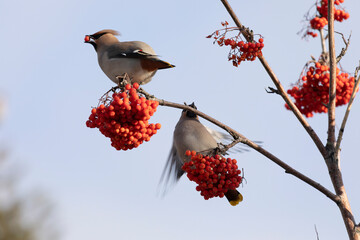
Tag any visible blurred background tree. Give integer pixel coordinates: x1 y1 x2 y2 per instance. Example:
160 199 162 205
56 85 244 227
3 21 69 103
0 97 59 240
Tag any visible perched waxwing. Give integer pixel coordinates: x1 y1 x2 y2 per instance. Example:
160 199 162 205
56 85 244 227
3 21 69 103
160 103 243 206
84 29 175 84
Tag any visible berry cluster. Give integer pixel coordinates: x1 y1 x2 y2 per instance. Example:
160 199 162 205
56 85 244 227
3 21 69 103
207 21 264 66
86 83 161 150
309 0 349 31
182 150 242 200
286 62 356 118
310 17 328 30
317 0 349 22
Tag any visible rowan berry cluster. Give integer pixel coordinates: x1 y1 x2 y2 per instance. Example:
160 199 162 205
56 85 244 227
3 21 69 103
86 83 161 150
182 150 242 200
286 62 356 118
317 0 349 21
309 0 349 31
207 21 264 66
310 17 328 30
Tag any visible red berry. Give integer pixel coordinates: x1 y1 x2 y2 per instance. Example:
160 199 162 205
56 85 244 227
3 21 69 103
133 82 140 89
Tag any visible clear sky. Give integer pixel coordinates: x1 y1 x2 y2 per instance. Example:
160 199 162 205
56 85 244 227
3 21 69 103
1 0 360 239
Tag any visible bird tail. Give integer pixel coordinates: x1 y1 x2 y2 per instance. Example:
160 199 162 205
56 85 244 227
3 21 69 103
225 189 243 206
156 60 175 69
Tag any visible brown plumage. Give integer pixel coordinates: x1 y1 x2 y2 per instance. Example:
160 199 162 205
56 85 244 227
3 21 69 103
84 29 174 84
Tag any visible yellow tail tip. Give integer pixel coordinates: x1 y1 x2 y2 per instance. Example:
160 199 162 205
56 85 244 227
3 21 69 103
229 193 243 206
167 63 175 68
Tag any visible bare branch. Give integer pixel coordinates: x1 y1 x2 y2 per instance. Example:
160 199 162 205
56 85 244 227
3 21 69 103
315 225 320 240
336 63 360 154
220 0 328 159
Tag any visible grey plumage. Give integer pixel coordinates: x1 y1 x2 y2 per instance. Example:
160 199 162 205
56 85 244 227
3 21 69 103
160 104 244 205
160 107 217 185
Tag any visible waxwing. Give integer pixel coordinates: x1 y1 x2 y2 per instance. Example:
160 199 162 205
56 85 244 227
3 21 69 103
84 29 175 84
160 103 243 206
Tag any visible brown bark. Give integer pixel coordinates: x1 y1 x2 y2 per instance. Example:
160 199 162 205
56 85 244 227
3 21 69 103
325 1 359 239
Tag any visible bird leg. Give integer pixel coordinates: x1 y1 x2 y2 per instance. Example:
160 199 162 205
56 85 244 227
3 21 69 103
116 73 132 88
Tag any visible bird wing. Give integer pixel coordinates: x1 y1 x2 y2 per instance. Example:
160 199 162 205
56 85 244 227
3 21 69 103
107 41 175 69
204 126 262 153
107 41 159 59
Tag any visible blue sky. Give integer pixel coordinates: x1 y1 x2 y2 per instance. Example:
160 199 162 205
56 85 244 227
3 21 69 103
1 0 360 239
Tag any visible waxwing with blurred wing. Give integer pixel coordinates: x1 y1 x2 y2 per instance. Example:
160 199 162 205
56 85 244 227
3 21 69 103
160 103 243 206
84 29 175 84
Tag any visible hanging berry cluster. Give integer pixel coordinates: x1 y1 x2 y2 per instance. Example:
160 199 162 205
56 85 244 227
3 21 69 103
307 0 349 37
207 21 264 67
285 62 356 118
182 150 242 200
86 83 161 150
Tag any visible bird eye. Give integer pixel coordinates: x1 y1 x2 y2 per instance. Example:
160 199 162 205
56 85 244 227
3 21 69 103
84 35 91 42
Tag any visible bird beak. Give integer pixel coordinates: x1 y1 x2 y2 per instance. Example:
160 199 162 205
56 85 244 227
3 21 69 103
84 35 93 43
84 35 97 50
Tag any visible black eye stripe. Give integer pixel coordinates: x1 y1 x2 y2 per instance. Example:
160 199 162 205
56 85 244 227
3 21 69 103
90 32 107 40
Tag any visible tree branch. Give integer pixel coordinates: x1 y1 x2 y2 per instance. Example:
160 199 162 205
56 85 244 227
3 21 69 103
150 96 338 203
220 0 328 158
327 0 337 146
320 28 327 55
325 2 359 239
336 64 360 154
336 32 351 63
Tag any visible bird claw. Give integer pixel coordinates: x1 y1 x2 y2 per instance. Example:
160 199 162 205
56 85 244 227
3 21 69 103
266 87 280 95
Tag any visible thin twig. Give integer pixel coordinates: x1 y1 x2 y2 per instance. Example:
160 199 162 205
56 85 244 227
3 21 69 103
220 0 328 158
320 28 327 55
319 29 329 64
218 138 243 154
335 64 360 154
315 225 320 240
336 32 351 63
